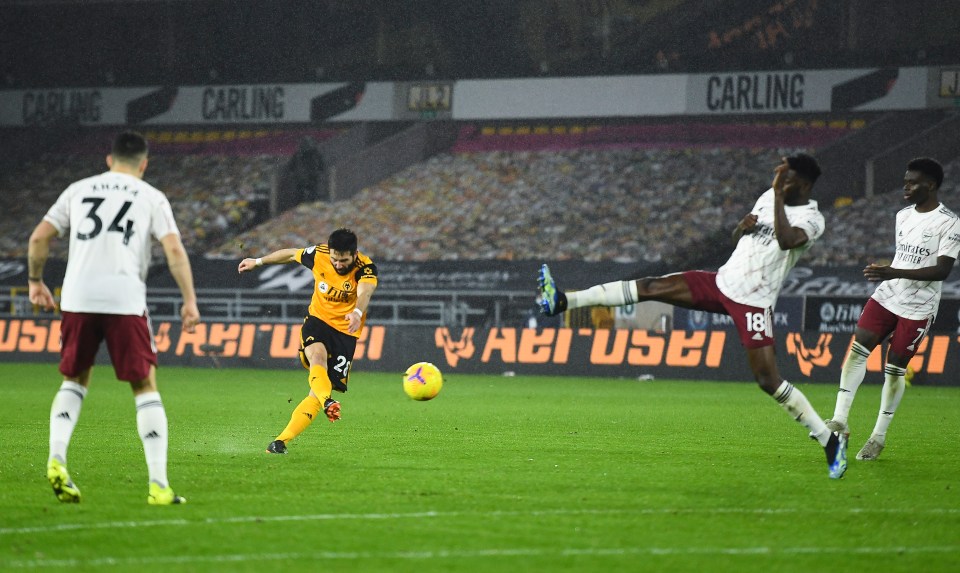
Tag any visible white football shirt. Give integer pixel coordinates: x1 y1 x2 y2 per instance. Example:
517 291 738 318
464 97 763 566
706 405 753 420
43 171 180 315
872 203 960 320
717 188 824 308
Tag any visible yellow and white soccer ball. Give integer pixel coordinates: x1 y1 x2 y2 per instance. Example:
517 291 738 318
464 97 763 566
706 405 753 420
403 362 443 401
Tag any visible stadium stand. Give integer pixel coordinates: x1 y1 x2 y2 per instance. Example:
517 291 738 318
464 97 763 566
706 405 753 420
4 120 957 269
0 152 277 260
0 128 337 259
211 119 852 265
809 157 960 266
214 120 959 267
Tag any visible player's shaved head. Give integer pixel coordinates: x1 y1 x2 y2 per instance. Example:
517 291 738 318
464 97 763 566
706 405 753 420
111 131 149 164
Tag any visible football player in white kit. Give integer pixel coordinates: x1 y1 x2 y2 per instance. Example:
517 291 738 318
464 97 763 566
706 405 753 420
539 154 849 479
826 157 959 460
27 131 201 505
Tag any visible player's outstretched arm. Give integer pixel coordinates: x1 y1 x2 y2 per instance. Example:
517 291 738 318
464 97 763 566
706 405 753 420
237 248 300 273
771 158 789 193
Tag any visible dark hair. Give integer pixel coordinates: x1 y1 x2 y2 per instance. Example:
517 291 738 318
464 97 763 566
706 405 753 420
328 228 358 253
111 131 149 162
907 157 944 189
786 153 821 184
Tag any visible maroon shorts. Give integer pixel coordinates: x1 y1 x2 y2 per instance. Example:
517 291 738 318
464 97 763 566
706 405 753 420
59 311 158 382
682 270 775 349
857 298 934 360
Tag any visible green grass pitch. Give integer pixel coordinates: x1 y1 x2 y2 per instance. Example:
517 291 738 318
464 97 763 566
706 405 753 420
1 361 958 572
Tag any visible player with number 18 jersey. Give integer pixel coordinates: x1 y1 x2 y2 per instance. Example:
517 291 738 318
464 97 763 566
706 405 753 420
717 188 825 310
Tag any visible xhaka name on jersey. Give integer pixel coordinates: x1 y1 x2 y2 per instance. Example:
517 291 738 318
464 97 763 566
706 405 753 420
90 182 140 196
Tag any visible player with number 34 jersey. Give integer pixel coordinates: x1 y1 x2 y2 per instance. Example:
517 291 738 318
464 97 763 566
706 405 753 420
28 131 199 506
43 171 179 315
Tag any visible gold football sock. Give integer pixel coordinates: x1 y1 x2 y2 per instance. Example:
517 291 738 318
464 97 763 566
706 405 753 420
307 365 333 402
275 366 332 443
275 395 322 443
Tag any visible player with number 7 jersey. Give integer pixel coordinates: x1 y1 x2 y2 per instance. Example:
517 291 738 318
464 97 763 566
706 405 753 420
826 157 960 461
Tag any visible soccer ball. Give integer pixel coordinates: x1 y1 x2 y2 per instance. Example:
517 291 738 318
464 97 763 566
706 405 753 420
403 362 443 401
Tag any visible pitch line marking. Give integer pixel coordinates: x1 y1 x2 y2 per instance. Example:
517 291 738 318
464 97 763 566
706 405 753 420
2 506 959 536
4 544 960 569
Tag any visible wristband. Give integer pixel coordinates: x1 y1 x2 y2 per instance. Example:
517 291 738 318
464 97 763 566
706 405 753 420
352 308 363 318
28 277 42 283
255 258 263 267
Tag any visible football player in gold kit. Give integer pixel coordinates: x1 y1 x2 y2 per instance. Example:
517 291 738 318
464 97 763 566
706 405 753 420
238 228 378 454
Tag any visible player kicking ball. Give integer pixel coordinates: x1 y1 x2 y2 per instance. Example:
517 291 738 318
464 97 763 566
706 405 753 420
238 228 378 454
538 154 847 479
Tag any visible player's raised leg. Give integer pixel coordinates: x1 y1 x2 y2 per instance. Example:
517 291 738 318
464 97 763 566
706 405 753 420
538 264 693 316
537 264 567 315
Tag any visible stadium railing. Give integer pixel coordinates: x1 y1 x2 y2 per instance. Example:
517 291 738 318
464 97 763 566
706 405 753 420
0 288 527 328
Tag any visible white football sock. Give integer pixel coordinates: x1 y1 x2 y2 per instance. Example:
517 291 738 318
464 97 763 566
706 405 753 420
833 341 871 424
567 280 638 309
871 364 906 440
135 392 169 488
773 381 831 446
49 381 87 464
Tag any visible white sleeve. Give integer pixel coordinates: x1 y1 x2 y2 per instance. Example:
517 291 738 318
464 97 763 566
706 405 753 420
151 194 181 240
42 186 73 236
940 218 960 259
797 210 825 243
752 188 772 213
